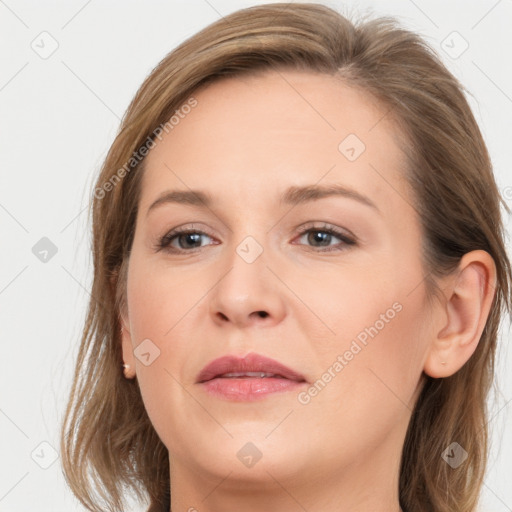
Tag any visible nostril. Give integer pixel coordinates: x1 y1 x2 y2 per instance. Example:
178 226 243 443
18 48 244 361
257 311 269 318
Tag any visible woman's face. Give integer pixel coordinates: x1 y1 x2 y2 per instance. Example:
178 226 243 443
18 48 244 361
121 70 436 498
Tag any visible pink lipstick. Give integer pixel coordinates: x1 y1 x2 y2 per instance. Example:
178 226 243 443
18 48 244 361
196 352 307 401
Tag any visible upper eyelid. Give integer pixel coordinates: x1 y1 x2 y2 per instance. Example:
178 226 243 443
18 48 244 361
163 223 351 238
163 220 352 234
297 221 355 237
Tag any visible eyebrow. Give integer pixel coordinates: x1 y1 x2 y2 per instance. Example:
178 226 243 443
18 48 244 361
146 183 380 217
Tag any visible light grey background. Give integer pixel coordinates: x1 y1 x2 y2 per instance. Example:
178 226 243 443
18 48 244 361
1 1 511 511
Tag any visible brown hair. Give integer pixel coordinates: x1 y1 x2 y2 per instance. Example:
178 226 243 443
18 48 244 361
60 3 512 511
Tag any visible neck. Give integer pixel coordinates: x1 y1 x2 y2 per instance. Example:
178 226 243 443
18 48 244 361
167 432 404 512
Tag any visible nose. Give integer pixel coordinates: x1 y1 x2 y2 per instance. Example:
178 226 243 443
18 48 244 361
208 239 287 329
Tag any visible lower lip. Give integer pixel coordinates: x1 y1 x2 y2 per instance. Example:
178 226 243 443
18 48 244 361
199 377 306 401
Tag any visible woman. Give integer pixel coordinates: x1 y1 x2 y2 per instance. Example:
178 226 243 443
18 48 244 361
60 3 512 511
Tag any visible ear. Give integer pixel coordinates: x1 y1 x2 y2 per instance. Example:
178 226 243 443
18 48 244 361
423 250 497 378
110 269 136 379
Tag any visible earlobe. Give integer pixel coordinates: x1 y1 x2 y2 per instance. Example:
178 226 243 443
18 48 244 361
423 250 497 378
120 318 136 379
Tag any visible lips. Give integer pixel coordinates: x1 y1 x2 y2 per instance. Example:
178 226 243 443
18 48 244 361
196 352 306 384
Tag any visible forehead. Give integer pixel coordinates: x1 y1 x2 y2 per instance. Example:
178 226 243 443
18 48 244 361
139 69 410 214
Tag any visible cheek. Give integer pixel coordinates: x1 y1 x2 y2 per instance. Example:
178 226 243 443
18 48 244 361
125 258 204 442
305 263 429 417
298 244 429 400
126 255 210 341
291 289 428 465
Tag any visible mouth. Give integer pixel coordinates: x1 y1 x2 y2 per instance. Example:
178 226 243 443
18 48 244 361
196 352 307 401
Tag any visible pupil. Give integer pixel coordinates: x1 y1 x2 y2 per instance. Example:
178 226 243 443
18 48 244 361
181 233 201 248
309 231 330 246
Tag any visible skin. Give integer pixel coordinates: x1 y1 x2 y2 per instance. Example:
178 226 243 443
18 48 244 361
120 70 496 512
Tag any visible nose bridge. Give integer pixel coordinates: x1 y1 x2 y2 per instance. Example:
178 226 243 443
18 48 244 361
208 229 286 327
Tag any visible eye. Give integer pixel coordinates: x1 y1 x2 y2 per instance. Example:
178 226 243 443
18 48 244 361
156 226 217 253
293 223 356 252
155 222 356 254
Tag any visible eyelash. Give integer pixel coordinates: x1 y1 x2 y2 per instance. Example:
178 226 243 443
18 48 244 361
155 223 357 254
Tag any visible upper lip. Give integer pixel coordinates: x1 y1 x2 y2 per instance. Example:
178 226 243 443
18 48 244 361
196 352 307 383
